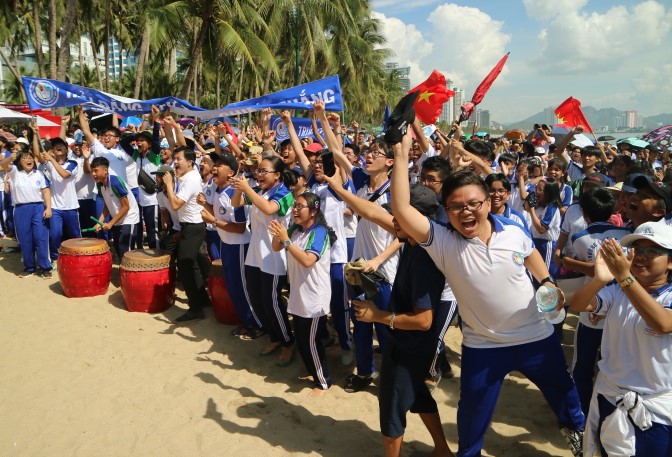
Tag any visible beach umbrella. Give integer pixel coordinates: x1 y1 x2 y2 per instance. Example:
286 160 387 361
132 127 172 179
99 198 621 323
475 131 488 137
617 137 649 148
0 131 17 141
178 117 196 125
120 116 143 128
597 135 615 142
0 106 32 123
641 125 672 150
503 129 526 140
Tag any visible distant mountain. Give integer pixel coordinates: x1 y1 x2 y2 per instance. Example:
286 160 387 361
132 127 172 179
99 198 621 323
501 108 672 132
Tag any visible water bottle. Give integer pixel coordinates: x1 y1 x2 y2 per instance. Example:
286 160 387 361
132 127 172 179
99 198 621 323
535 285 566 324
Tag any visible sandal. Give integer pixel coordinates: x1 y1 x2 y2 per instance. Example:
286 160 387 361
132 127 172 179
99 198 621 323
241 328 266 341
230 325 249 337
276 346 297 368
344 372 378 393
18 271 34 278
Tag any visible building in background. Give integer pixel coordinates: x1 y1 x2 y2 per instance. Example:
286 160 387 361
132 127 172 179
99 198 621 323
543 107 559 125
107 37 137 81
384 62 410 93
625 110 637 129
452 88 464 123
476 109 490 129
439 78 454 124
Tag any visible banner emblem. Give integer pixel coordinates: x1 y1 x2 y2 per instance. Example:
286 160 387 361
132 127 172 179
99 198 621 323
30 80 59 107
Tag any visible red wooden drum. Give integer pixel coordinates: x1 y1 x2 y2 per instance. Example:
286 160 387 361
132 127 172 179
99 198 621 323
208 260 240 325
120 249 175 313
57 238 112 298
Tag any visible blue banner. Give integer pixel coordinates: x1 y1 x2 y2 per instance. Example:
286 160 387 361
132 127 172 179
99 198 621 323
270 116 325 142
195 75 343 119
22 75 343 119
22 77 205 116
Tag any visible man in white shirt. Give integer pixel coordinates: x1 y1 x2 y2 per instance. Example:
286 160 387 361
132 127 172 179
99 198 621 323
162 146 211 322
390 130 585 457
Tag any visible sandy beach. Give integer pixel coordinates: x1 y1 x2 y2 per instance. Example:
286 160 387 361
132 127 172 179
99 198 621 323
0 238 577 457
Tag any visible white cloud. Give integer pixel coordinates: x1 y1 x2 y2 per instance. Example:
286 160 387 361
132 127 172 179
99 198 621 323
531 1 672 74
522 0 588 20
372 12 433 84
426 4 511 90
372 0 440 13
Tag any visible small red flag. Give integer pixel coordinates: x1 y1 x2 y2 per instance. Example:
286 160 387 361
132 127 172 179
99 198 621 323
459 52 509 123
554 97 593 133
223 122 238 144
409 70 454 125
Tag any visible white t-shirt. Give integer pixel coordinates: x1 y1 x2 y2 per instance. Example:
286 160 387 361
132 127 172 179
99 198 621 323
98 174 139 226
91 139 137 188
72 156 95 200
286 223 331 318
207 183 251 245
309 180 348 264
570 222 632 328
156 190 180 231
595 282 672 418
531 205 561 241
8 166 49 204
44 160 79 210
421 215 553 348
560 203 588 258
135 154 159 207
175 169 203 223
244 183 294 275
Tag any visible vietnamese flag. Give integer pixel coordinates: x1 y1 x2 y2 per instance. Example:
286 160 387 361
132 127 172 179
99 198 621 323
554 97 593 133
409 70 454 125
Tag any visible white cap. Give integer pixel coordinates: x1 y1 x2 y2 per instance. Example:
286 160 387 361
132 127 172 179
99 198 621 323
620 222 672 249
16 137 29 145
66 138 75 146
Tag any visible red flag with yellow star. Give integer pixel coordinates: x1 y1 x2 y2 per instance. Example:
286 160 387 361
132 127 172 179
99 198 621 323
554 97 593 133
409 70 454 125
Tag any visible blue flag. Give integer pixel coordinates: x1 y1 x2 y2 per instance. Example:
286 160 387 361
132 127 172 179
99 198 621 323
196 76 343 119
270 115 325 142
382 104 391 130
22 77 204 116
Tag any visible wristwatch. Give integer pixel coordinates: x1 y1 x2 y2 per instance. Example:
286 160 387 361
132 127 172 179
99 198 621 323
619 275 635 288
283 239 291 251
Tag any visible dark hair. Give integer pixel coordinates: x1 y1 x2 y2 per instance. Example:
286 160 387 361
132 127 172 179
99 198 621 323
465 140 494 162
497 153 517 166
612 154 633 169
261 155 295 187
581 146 601 157
280 139 292 149
538 178 563 208
546 158 567 183
344 143 360 155
421 156 451 181
90 156 110 169
441 169 489 203
103 127 122 138
293 192 337 246
173 146 196 162
372 138 393 159
579 188 615 223
13 151 34 170
485 173 512 192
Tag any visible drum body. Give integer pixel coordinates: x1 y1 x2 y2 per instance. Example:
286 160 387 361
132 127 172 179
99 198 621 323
58 238 112 298
208 260 240 325
120 249 175 313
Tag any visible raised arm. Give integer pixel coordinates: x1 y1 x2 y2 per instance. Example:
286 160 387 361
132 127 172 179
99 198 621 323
281 110 312 176
77 105 96 145
59 114 70 141
390 130 430 243
314 100 352 176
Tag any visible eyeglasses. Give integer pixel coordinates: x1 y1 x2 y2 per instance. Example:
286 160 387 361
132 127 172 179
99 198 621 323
420 176 441 184
101 134 119 139
293 204 309 210
634 246 670 258
488 189 508 195
365 150 388 159
255 169 277 176
446 200 485 215
314 160 324 165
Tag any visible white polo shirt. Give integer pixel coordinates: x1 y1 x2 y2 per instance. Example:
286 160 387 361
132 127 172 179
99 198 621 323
560 203 587 257
207 183 251 245
156 190 180 231
98 175 139 226
595 282 672 417
45 160 79 210
309 179 348 264
531 205 561 241
286 223 331 318
244 183 293 276
175 169 203 223
421 215 553 348
72 156 95 200
8 166 49 204
91 139 137 189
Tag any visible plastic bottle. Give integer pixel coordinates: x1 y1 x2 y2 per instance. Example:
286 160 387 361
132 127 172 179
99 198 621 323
535 285 566 324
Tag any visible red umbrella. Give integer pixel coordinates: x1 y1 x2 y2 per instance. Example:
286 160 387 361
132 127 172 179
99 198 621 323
459 52 510 123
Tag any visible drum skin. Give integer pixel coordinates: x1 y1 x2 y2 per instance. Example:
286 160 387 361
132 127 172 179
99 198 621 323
208 260 240 325
120 249 175 313
57 238 112 298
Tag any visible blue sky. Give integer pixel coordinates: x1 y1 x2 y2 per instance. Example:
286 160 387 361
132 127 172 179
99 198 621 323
370 0 672 123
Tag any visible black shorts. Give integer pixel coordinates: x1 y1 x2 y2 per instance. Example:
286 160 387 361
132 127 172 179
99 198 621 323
378 346 437 437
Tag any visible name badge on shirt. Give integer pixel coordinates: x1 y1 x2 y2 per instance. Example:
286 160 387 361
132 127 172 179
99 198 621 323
512 251 524 267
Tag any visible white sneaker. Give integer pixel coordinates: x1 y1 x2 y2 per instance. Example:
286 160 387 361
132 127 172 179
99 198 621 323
340 349 354 366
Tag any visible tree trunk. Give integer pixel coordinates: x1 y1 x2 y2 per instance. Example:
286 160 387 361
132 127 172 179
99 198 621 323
32 0 46 78
133 21 150 99
178 19 208 100
78 25 84 84
104 1 111 91
56 1 78 81
47 0 58 79
215 70 221 107
88 16 104 89
235 59 245 102
263 67 273 94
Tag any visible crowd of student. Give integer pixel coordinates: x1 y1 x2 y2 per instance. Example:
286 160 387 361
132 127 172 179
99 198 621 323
0 104 671 457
